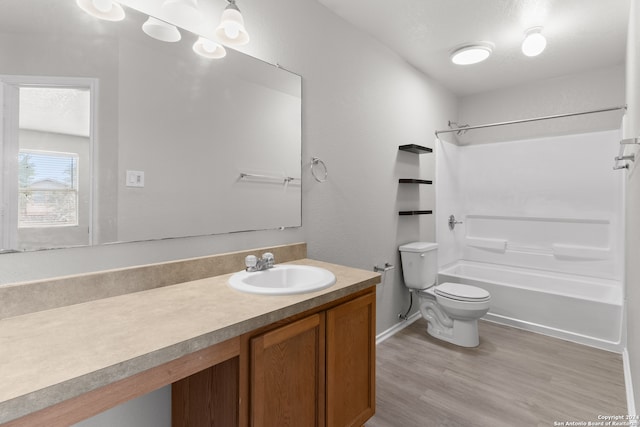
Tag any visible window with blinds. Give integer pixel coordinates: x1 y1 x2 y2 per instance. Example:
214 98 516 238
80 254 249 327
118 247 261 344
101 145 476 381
18 150 79 227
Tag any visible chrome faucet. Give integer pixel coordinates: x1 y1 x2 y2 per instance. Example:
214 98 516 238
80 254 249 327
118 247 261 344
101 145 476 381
448 214 463 230
245 252 275 272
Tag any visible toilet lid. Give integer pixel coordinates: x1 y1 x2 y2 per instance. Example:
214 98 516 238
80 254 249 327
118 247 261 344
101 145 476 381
435 282 490 302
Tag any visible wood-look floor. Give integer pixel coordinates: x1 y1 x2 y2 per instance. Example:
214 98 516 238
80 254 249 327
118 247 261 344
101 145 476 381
366 319 627 427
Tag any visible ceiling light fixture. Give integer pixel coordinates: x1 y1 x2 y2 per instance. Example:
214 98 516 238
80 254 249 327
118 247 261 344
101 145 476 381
193 37 227 59
161 0 203 26
76 0 125 21
142 16 182 42
215 0 250 46
522 27 547 57
450 44 492 65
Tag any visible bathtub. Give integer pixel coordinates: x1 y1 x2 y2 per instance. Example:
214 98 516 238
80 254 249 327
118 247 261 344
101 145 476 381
438 260 624 352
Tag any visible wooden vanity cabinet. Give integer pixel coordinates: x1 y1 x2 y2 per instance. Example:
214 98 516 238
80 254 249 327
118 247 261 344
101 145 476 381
250 313 326 427
246 290 376 427
326 293 376 427
172 288 376 427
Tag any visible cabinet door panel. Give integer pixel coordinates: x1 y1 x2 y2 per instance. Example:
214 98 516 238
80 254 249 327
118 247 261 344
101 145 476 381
251 313 325 427
326 293 376 427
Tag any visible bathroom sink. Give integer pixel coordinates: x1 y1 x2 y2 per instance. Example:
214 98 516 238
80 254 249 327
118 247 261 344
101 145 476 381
228 264 336 295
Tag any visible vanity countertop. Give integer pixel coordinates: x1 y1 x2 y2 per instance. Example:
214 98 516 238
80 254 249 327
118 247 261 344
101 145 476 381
0 258 379 424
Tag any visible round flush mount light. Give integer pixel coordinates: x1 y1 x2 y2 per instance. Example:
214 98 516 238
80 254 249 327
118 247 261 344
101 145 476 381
193 37 227 59
450 44 492 65
522 27 547 57
142 16 181 42
76 0 125 21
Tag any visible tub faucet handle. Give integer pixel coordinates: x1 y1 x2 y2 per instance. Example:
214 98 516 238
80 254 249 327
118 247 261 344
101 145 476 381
448 214 463 230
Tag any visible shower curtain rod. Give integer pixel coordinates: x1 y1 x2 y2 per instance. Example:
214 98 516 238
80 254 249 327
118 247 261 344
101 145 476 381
435 105 627 136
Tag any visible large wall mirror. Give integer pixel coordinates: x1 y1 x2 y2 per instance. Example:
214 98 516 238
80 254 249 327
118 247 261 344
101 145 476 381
0 0 302 252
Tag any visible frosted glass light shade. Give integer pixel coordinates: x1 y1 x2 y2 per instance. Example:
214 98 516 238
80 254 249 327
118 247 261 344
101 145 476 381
215 2 250 46
162 0 202 26
142 16 181 42
450 45 492 65
76 0 125 21
193 37 227 59
522 28 547 57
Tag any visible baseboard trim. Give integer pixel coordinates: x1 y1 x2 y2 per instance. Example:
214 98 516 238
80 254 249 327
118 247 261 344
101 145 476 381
624 348 637 423
376 312 421 345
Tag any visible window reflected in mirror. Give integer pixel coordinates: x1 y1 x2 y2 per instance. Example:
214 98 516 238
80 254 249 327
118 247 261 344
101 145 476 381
1 82 92 251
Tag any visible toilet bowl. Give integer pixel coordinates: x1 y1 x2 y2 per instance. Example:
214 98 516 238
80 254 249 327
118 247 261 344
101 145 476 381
399 242 491 347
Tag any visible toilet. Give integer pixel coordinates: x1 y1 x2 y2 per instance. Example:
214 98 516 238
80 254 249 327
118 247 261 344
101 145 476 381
399 242 490 347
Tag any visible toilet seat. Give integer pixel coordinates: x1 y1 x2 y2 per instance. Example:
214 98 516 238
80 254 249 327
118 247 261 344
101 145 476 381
435 282 490 302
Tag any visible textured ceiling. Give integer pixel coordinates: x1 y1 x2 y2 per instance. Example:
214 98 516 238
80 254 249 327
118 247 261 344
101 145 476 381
317 0 630 96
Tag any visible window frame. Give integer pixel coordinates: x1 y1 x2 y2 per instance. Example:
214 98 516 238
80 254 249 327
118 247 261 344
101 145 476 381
0 75 97 251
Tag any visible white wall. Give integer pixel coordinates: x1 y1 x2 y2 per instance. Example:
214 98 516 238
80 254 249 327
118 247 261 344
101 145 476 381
457 65 625 145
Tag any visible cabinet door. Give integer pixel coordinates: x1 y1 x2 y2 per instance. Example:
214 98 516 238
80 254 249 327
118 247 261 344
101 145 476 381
250 313 325 427
326 292 376 427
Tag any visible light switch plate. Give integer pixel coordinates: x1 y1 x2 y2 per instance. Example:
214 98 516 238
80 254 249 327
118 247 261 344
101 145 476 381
126 170 145 187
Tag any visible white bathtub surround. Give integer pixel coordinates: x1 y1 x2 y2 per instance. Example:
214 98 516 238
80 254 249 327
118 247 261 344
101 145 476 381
439 260 623 352
436 129 625 352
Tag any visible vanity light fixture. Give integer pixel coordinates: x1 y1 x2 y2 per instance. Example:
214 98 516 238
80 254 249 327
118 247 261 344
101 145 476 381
522 27 547 57
450 44 492 65
215 0 250 46
193 37 227 59
161 0 203 26
76 0 125 21
142 16 182 42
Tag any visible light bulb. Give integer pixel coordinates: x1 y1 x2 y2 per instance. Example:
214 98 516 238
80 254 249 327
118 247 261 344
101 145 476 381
224 23 240 39
193 37 226 59
202 39 218 53
215 2 250 46
522 27 547 57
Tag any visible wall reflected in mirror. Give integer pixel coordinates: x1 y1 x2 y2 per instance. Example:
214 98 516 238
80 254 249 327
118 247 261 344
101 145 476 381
0 0 302 252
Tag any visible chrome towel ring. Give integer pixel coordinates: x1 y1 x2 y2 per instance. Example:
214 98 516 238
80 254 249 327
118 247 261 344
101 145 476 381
311 157 328 183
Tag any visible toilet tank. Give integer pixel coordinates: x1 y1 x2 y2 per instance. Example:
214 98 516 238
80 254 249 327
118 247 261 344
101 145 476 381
399 242 438 290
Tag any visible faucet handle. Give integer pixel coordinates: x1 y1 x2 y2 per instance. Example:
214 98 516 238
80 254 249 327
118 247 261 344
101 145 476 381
245 255 258 270
262 252 275 267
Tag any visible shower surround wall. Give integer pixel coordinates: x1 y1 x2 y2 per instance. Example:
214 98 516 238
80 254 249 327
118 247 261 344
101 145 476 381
436 130 625 349
453 130 623 276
